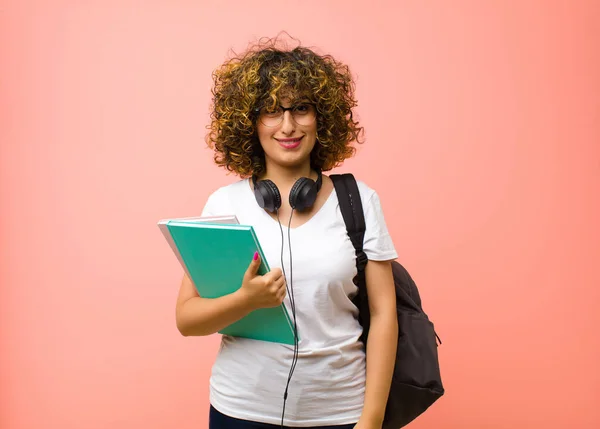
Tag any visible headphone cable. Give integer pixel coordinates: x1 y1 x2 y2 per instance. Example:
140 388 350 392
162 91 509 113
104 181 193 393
286 211 299 390
275 209 299 428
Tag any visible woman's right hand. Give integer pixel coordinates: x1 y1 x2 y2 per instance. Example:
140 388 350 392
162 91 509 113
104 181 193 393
239 252 286 310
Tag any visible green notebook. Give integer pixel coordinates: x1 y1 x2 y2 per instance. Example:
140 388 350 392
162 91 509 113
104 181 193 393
158 216 296 345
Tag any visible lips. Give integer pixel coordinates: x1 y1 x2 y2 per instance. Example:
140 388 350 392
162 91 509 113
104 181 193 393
276 136 303 149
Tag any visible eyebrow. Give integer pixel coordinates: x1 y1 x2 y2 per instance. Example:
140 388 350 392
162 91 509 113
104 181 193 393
255 98 312 113
279 99 312 108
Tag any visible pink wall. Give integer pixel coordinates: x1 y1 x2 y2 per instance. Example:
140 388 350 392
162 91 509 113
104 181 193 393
1 1 599 428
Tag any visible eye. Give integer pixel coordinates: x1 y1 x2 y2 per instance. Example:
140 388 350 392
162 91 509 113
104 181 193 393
293 104 310 114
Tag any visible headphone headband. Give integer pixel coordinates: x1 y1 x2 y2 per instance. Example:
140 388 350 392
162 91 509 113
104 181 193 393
313 170 323 191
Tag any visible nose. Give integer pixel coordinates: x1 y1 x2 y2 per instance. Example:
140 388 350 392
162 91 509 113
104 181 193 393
280 111 295 135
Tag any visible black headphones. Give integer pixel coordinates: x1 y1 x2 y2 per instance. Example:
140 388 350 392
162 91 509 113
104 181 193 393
252 170 323 213
252 170 322 426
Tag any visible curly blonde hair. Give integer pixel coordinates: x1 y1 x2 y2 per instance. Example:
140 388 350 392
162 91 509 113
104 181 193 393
206 36 364 178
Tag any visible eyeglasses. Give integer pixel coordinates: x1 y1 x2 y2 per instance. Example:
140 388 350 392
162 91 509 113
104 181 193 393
256 103 317 127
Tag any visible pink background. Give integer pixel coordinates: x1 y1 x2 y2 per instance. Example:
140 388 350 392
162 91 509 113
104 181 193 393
1 1 599 428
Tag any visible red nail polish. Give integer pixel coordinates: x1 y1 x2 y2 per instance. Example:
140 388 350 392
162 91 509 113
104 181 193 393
253 251 258 261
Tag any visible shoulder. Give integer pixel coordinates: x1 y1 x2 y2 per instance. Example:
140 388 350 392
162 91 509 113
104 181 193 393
354 178 389 218
327 173 378 205
202 178 250 214
354 178 378 204
207 178 250 200
327 173 392 225
334 174 398 259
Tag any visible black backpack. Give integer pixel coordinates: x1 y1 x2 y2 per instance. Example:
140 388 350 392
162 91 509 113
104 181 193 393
331 173 445 429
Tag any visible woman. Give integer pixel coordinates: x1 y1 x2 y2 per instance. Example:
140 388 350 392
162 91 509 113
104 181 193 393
175 37 398 429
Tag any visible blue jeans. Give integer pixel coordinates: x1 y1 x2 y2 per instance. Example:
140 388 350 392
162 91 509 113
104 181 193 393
209 405 357 429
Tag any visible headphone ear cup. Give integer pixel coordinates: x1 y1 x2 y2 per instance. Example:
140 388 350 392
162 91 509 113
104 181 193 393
289 178 318 211
254 179 281 213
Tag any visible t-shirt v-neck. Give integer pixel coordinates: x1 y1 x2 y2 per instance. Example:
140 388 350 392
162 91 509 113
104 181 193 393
244 178 337 233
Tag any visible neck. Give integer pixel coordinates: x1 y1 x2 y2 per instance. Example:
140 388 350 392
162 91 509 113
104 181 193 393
261 160 315 189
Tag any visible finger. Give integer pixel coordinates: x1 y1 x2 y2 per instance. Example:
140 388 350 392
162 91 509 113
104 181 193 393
275 277 286 296
266 267 283 281
244 251 261 280
271 275 285 292
276 285 286 303
269 277 283 294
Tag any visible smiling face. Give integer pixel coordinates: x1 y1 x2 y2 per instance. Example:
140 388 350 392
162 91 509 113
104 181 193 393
256 96 318 172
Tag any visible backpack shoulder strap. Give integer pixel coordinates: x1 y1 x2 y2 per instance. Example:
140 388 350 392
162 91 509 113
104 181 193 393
330 173 368 273
331 173 370 337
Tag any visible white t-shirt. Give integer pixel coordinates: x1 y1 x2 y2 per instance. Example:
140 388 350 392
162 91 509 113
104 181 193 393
199 177 398 427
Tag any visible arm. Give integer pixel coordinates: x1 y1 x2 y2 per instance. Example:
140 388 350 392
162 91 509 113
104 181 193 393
175 273 253 337
359 259 398 428
175 253 286 337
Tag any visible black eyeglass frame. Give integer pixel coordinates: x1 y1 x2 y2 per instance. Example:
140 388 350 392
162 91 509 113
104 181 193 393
252 102 317 127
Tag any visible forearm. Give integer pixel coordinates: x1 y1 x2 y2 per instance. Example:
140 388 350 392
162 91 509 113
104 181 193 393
176 290 252 337
362 311 398 425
